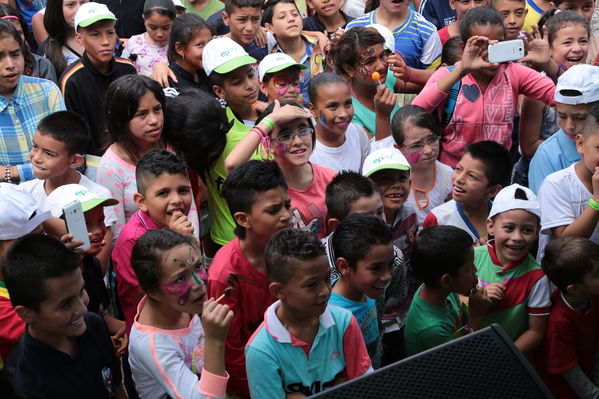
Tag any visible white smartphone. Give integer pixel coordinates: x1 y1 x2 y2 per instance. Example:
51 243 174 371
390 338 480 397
488 39 524 64
63 200 90 251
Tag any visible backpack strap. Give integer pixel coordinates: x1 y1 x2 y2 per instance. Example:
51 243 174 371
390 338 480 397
441 65 462 127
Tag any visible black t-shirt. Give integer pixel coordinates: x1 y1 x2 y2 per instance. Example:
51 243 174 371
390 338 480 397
302 12 354 38
82 255 110 316
5 312 122 399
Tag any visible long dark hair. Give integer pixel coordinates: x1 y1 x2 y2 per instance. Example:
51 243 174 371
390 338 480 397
167 13 212 63
328 26 385 78
43 0 73 77
104 75 167 164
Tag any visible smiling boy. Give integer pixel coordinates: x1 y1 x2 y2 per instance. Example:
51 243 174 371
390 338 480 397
60 2 136 156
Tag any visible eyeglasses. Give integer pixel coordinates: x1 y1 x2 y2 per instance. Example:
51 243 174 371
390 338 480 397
271 128 313 144
403 135 441 152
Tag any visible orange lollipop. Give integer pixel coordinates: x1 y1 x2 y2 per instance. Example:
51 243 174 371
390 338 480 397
371 71 382 86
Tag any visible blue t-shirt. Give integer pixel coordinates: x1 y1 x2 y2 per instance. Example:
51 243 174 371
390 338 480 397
418 0 456 30
329 292 381 368
528 129 580 194
346 9 442 69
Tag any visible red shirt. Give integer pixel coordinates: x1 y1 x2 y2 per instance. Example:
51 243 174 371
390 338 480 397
207 238 276 398
538 291 599 398
438 26 451 45
0 282 25 363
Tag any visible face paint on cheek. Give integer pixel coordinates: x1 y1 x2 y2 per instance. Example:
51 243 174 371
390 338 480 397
294 87 300 93
162 280 192 305
275 142 289 157
278 87 287 96
319 112 328 127
410 152 420 163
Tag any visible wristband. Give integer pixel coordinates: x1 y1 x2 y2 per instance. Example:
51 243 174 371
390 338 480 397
261 117 275 131
546 63 564 80
4 166 11 183
251 127 270 150
588 198 599 212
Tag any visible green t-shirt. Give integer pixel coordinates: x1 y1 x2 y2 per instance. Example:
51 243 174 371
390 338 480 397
206 107 262 245
184 0 224 20
404 285 464 356
351 70 400 138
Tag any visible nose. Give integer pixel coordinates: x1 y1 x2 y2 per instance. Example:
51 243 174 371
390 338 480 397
169 192 184 206
3 55 16 70
78 289 90 312
506 13 516 25
30 147 40 162
290 132 303 145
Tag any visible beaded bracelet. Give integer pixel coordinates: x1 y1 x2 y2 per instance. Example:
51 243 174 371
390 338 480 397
4 166 11 183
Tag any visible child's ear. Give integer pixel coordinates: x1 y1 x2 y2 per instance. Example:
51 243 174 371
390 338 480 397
327 218 340 232
576 133 585 156
342 64 355 78
75 32 83 46
486 217 495 237
335 257 352 276
269 281 284 299
259 81 269 96
222 10 230 26
213 85 226 100
264 22 274 34
308 102 317 118
486 184 502 199
133 192 148 213
565 283 579 296
439 273 453 289
15 305 34 324
174 41 185 59
69 153 85 169
233 211 251 230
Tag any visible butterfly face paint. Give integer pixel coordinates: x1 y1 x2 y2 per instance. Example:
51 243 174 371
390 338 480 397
161 245 205 306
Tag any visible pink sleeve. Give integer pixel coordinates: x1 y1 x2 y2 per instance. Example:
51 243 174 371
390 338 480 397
411 67 452 112
112 237 143 332
199 370 229 399
422 212 438 229
511 63 556 107
342 315 372 380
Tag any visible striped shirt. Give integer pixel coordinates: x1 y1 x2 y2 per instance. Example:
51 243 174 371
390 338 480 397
0 75 65 182
346 9 442 70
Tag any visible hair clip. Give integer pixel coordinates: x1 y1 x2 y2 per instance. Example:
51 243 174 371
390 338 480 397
1 15 19 20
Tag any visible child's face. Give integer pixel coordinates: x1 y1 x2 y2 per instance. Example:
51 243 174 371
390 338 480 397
306 0 341 18
310 82 354 137
75 20 117 68
223 6 262 46
243 187 292 238
0 33 24 97
29 131 79 180
84 206 106 256
265 2 303 41
176 28 212 71
447 246 478 296
350 43 389 85
63 0 88 28
348 192 386 222
278 255 331 317
260 69 302 102
342 243 394 299
451 0 488 20
556 102 590 139
271 118 313 167
136 172 193 228
550 24 588 69
143 11 173 47
487 210 540 265
216 65 259 106
468 24 504 79
369 169 411 216
452 153 494 204
155 244 206 314
128 90 164 147
577 132 599 174
557 0 595 23
27 268 90 341
379 0 409 17
494 0 527 40
397 124 440 168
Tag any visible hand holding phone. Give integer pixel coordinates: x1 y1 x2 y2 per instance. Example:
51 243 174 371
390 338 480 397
488 39 524 63
63 200 90 251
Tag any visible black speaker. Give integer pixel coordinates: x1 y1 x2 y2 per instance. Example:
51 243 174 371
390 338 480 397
310 324 553 399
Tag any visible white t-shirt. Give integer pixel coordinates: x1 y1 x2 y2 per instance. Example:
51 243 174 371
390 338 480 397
19 171 118 227
309 123 371 173
369 135 395 153
537 164 599 260
406 161 453 228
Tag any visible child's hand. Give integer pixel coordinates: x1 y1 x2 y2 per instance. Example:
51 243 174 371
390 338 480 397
267 100 313 127
387 53 410 82
461 35 498 74
168 211 194 236
518 25 550 69
484 282 505 304
60 233 86 253
111 326 128 358
469 283 505 315
254 26 267 48
201 298 234 343
150 61 177 87
373 85 396 116
592 167 599 202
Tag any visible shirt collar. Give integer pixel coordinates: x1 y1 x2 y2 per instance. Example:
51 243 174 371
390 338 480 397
486 240 528 272
0 75 27 109
135 210 162 230
556 129 580 164
264 300 335 344
81 52 116 76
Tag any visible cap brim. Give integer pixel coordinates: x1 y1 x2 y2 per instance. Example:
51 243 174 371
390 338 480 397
364 164 410 177
78 15 117 29
24 210 52 234
81 198 119 213
267 62 309 74
213 55 257 74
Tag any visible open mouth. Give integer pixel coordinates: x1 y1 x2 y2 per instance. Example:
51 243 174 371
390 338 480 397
566 55 583 63
166 208 184 216
453 185 465 194
290 148 307 155
69 316 84 326
334 122 349 129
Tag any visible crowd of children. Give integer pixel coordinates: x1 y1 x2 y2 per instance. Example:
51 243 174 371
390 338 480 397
3 0 599 396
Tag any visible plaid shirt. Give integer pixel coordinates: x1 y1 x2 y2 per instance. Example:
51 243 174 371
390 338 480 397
0 76 65 182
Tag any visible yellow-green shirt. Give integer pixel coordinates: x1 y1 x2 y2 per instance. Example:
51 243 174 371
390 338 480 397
522 0 546 33
184 0 224 20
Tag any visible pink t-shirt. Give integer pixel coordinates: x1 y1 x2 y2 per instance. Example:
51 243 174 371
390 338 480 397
288 163 336 239
412 62 556 167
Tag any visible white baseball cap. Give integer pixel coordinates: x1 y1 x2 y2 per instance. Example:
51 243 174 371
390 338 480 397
368 23 395 53
202 37 257 76
46 184 119 218
555 64 599 105
258 53 308 82
362 148 410 177
74 2 117 32
172 0 185 8
489 184 540 219
0 183 51 240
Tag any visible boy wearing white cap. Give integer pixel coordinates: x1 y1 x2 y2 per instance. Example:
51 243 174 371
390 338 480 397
474 184 551 354
60 2 136 156
529 64 599 193
258 53 307 104
0 183 52 366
